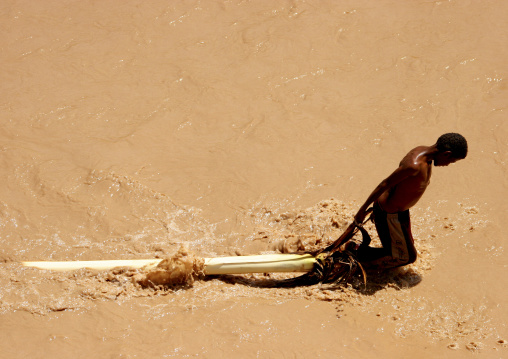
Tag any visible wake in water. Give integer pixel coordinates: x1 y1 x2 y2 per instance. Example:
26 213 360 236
2 197 498 351
137 246 205 288
1 198 485 316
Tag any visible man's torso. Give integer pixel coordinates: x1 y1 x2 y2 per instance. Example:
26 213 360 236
378 146 432 213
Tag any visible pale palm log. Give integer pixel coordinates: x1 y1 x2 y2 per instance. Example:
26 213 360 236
22 254 315 275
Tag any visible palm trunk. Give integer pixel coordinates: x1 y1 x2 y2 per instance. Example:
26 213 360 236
22 253 316 275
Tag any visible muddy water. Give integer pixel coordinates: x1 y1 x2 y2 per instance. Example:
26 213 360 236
1 0 507 357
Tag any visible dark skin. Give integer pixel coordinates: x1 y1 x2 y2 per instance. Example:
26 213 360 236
338 143 464 243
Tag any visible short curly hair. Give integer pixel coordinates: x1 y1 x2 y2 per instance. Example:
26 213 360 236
436 133 468 159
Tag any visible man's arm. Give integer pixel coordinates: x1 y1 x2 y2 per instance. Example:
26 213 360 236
354 164 418 224
327 164 417 252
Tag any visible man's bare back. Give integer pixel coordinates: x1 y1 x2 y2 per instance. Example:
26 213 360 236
377 145 433 213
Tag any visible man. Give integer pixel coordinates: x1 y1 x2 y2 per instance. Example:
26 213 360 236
347 133 468 270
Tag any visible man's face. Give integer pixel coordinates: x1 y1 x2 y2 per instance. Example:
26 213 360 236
434 151 460 166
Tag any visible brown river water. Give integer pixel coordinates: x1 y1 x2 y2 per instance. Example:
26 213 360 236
1 0 507 358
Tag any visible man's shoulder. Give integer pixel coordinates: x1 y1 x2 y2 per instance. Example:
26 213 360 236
399 146 431 173
407 145 429 156
398 162 421 176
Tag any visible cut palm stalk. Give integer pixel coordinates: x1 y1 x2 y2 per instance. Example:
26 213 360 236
22 259 162 272
204 254 315 274
22 253 316 274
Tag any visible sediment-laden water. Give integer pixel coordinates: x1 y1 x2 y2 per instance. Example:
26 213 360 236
1 1 507 358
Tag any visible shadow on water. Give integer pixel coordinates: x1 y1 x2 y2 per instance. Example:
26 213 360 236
356 267 423 295
208 266 422 295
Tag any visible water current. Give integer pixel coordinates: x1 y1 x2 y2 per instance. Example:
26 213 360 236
1 1 507 358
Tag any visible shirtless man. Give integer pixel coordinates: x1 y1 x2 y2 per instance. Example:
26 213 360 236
349 133 468 269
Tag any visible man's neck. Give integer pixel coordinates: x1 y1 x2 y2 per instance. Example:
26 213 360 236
423 144 439 162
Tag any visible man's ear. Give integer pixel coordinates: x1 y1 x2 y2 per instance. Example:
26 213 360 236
442 150 453 158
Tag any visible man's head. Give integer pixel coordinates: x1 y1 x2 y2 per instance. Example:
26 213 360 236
434 133 468 166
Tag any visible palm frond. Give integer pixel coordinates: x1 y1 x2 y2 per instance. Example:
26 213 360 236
274 249 366 288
